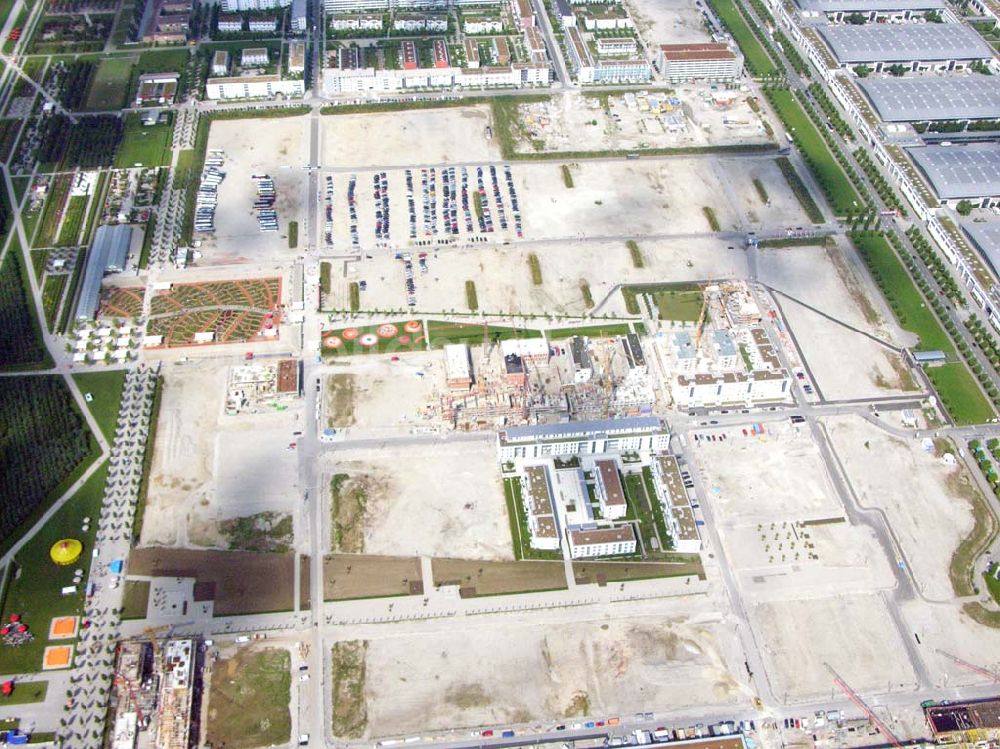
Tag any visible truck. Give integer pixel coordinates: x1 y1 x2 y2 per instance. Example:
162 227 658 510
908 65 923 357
633 730 652 745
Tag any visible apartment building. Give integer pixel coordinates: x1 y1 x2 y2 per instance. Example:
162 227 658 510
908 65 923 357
656 42 743 82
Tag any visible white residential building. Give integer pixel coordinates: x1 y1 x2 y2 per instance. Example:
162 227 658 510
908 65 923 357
330 12 383 29
217 14 243 31
673 370 790 408
711 329 739 370
444 343 473 388
325 0 492 10
212 50 231 75
521 464 561 550
568 525 637 558
497 417 670 462
596 36 636 55
656 42 743 83
324 60 548 91
241 46 270 65
652 455 701 553
593 458 627 520
247 16 278 31
292 0 307 30
206 74 305 99
394 13 447 30
463 15 502 32
222 0 290 11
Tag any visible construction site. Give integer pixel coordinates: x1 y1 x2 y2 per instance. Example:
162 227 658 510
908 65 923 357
109 637 200 749
437 327 656 432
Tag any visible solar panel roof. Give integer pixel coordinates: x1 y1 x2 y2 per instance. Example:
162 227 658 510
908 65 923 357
906 144 1000 199
857 75 1000 121
815 23 993 63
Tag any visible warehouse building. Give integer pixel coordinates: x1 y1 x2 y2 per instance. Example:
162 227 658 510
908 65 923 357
906 143 1000 205
792 0 944 21
75 225 134 320
857 74 1000 124
655 42 743 83
962 221 1000 277
568 525 637 558
497 416 669 462
815 23 993 71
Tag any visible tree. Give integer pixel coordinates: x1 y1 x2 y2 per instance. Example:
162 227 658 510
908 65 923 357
845 11 867 23
925 9 943 22
854 64 871 78
887 64 908 77
956 199 974 216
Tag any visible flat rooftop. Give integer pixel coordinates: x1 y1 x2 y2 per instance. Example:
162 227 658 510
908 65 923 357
815 23 993 63
962 221 1000 277
594 459 626 507
660 42 736 61
906 143 1000 199
793 0 943 10
500 416 664 444
857 74 1000 121
570 525 635 546
654 455 690 509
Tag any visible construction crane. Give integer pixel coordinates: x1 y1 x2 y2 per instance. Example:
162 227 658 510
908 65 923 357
826 664 904 749
691 281 714 351
114 671 145 724
936 649 1000 683
143 624 169 658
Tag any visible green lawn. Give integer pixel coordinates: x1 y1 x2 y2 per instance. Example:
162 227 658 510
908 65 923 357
73 370 126 443
622 283 703 321
205 648 291 749
0 461 109 675
985 563 1000 605
56 195 87 246
84 56 134 111
547 323 633 340
114 113 174 168
428 320 543 348
766 89 861 216
926 363 994 426
0 681 47 705
704 0 778 77
849 232 951 352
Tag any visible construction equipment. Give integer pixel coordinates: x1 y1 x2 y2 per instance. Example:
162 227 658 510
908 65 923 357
935 649 1000 683
826 664 903 749
114 671 144 724
143 624 169 658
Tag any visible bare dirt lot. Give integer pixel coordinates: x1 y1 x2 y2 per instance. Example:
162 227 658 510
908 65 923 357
901 599 1000 687
142 360 301 548
692 421 844 523
757 243 919 400
322 354 443 436
520 92 770 152
322 440 514 561
625 0 713 45
324 554 423 600
359 612 746 736
751 594 917 700
333 237 749 317
719 520 896 602
199 116 307 264
128 547 296 615
432 558 567 596
321 106 501 168
823 416 976 601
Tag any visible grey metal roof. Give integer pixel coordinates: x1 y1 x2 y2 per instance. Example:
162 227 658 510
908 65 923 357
962 221 1000 277
857 75 1000 121
75 224 133 320
906 144 1000 199
794 0 943 11
501 416 664 442
815 24 993 64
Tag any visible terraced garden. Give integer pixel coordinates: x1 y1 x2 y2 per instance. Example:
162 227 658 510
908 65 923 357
149 278 281 316
100 286 145 319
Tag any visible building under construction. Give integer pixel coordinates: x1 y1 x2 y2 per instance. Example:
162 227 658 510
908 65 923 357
438 326 654 430
927 698 1000 744
110 638 200 749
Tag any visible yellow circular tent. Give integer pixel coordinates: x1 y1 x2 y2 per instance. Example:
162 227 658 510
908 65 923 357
50 539 82 566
